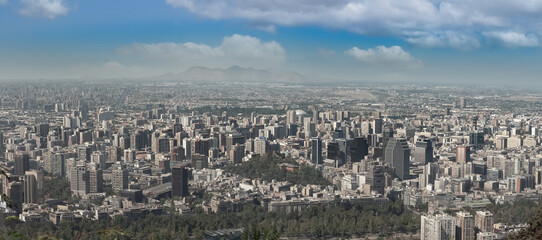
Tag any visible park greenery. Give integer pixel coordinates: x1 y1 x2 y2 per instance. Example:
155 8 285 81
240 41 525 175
1 199 419 239
224 153 332 186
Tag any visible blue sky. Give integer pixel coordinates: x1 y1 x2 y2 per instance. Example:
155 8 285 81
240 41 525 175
1 0 542 85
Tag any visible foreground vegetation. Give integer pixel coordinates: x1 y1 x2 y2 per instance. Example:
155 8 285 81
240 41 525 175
224 153 332 186
1 200 419 239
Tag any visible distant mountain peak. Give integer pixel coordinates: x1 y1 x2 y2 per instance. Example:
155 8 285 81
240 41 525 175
168 66 306 83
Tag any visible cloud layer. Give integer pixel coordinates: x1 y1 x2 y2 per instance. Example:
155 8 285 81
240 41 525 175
165 0 542 49
19 0 68 19
119 34 285 69
346 45 422 68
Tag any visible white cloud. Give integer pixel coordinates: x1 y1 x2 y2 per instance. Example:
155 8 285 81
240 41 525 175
345 45 422 68
19 0 68 19
165 0 542 49
483 31 539 48
118 34 285 69
253 24 277 34
404 31 481 50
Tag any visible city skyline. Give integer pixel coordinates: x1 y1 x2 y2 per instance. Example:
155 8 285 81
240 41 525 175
1 0 542 86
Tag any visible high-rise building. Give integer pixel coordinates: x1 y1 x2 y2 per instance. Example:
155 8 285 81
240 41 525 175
5 181 24 214
460 97 466 108
337 139 351 166
415 138 433 164
327 141 339 161
475 211 494 233
286 110 296 125
384 138 411 180
350 137 369 162
107 146 121 163
112 168 128 191
311 138 323 165
456 211 475 240
421 214 456 240
49 153 65 177
469 131 485 149
14 152 30 176
77 146 91 162
89 168 104 193
70 164 89 196
24 171 40 203
191 153 209 169
171 165 189 197
368 165 385 194
372 118 383 134
456 145 471 163
230 144 246 164
36 123 49 137
226 134 244 153
91 151 107 169
254 137 268 155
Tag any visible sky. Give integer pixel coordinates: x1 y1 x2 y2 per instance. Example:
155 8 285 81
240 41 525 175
1 0 542 86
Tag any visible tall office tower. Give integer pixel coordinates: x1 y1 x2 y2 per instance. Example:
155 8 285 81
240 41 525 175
327 141 339 161
304 120 316 138
171 146 185 162
415 138 433 164
535 167 542 185
311 138 323 165
372 118 383 134
421 214 456 240
420 162 439 189
89 168 104 193
70 164 89 196
36 123 50 137
49 153 65 177
0 130 4 149
91 151 107 169
24 171 39 203
112 168 128 191
337 139 351 166
191 153 208 169
230 144 246 164
286 110 296 125
313 109 319 123
361 121 371 136
77 146 91 162
153 135 170 153
475 211 494 233
131 131 143 150
456 145 471 163
171 165 189 197
254 137 268 155
183 138 192 159
350 137 369 162
460 97 466 108
385 138 410 180
6 181 24 214
226 134 244 152
469 131 485 149
172 123 183 135
14 152 30 176
456 211 475 240
107 146 121 163
368 165 385 194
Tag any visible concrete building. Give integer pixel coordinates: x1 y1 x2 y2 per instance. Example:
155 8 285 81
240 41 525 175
385 138 410 180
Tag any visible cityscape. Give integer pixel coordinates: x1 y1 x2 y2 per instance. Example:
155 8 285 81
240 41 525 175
2 0 542 240
1 81 542 239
